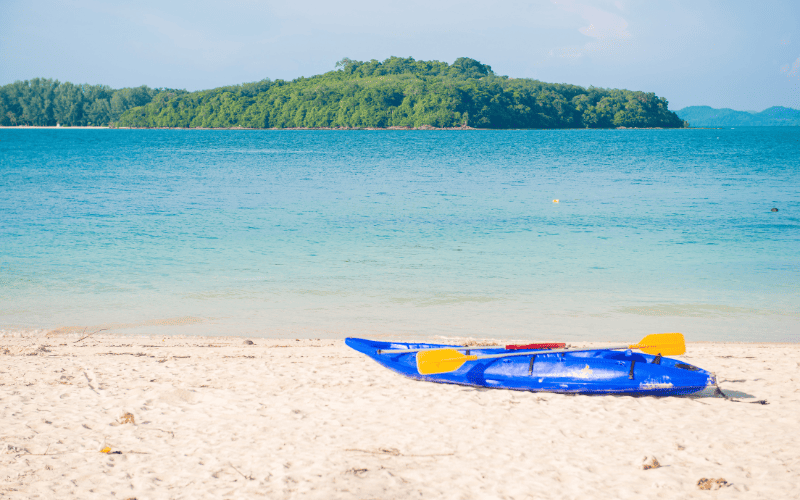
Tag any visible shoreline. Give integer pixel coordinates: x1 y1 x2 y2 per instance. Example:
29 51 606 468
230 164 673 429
0 125 110 129
0 125 695 131
2 330 797 498
2 328 797 345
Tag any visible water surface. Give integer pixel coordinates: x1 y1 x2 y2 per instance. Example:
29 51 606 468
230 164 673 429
1 128 797 341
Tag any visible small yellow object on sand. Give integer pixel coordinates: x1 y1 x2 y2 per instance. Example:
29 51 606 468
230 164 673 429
100 446 111 453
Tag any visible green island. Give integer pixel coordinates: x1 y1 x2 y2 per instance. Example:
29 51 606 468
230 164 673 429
1 57 687 129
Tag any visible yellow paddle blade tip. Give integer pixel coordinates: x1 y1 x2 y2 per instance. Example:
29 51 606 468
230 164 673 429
416 348 471 375
633 332 686 356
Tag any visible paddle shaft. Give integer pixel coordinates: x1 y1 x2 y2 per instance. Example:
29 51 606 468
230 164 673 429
461 344 634 362
379 343 563 354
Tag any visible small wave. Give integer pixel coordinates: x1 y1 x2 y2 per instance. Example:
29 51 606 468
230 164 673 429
45 316 206 336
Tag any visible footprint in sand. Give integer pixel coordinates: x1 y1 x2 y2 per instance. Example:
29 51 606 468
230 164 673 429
159 388 199 405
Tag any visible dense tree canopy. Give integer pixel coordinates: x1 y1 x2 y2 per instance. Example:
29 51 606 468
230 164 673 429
1 57 686 129
0 79 173 127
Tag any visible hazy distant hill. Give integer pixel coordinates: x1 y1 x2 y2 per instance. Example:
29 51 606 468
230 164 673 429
676 106 800 127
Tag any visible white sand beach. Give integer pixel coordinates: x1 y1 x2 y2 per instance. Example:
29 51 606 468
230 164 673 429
2 331 798 499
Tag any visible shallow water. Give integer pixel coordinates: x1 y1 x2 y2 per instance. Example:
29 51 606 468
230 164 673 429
1 128 798 341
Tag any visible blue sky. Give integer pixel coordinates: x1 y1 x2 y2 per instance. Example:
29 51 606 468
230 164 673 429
1 0 798 110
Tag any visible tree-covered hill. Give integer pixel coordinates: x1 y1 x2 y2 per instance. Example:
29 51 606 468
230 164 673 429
0 79 175 127
676 106 800 127
2 57 687 129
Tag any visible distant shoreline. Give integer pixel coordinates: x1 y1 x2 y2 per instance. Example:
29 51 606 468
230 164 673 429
0 125 692 131
0 125 110 129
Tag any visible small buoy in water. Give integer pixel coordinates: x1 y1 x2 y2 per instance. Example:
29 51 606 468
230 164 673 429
771 208 778 212
553 199 559 203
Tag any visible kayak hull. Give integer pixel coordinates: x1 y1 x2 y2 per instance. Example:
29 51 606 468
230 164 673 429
346 337 715 396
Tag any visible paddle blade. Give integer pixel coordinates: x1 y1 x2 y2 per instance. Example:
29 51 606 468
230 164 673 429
632 333 685 356
416 349 474 375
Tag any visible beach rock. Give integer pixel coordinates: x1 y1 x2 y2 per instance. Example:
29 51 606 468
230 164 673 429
243 339 254 345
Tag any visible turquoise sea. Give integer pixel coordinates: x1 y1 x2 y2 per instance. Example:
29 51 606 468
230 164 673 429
1 128 798 342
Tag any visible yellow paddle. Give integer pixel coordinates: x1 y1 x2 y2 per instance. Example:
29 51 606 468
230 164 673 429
416 333 685 375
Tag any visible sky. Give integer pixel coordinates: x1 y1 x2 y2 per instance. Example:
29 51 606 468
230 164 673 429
1 0 798 111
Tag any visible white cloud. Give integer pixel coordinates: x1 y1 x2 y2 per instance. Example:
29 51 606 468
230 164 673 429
554 0 630 39
781 56 800 77
547 0 632 59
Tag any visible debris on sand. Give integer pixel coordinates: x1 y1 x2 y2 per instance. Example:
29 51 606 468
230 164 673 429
697 478 729 490
641 456 661 470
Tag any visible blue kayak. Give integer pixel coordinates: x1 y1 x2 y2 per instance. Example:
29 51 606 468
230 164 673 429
346 337 716 396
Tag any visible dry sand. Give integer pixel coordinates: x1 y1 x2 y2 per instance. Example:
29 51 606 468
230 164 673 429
1 331 798 499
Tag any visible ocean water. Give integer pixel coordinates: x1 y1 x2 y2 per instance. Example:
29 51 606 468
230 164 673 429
1 128 798 342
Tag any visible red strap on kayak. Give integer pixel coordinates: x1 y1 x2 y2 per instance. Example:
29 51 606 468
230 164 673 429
505 342 566 350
